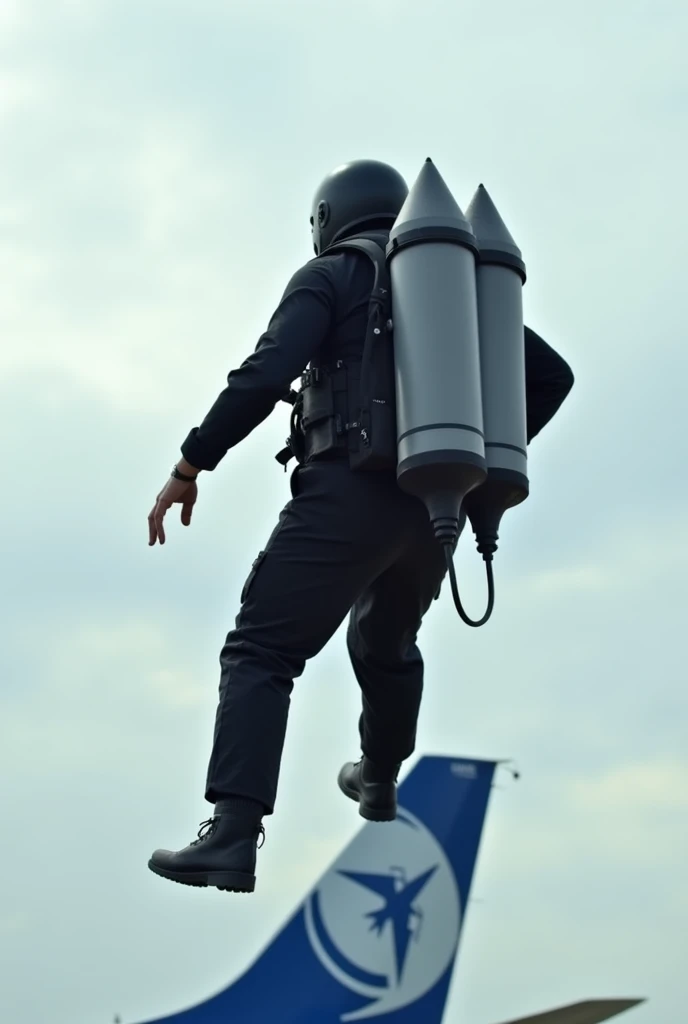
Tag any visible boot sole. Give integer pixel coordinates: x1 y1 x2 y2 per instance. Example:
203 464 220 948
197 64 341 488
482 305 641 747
337 775 397 822
148 860 255 893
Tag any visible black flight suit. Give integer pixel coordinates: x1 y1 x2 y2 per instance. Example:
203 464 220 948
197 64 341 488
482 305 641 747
180 232 574 814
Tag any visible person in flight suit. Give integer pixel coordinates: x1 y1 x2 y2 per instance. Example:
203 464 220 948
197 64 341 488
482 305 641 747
146 160 574 894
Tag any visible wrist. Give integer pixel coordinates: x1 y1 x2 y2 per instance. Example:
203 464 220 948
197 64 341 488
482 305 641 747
173 457 200 480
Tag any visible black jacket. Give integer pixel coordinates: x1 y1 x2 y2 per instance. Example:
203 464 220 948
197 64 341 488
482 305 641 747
181 238 574 472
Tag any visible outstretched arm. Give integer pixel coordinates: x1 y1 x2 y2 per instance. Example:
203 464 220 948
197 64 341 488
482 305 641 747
180 260 337 472
524 326 574 443
147 260 336 546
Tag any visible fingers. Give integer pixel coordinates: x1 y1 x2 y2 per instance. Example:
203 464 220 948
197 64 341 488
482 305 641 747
156 502 167 544
148 500 170 545
148 479 197 545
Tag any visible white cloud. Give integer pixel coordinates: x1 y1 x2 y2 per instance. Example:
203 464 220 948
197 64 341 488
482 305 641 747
571 757 688 815
0 910 32 937
522 564 612 597
0 69 36 119
0 0 22 30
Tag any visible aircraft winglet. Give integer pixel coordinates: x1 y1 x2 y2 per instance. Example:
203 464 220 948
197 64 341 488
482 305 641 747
492 998 647 1024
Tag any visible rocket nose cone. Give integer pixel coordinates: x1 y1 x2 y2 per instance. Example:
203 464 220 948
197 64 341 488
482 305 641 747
465 184 523 261
390 159 474 243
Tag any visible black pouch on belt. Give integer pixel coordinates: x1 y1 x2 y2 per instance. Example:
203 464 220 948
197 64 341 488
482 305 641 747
301 367 343 460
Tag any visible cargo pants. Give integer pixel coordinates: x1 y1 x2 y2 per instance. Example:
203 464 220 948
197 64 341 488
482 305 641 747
204 459 452 813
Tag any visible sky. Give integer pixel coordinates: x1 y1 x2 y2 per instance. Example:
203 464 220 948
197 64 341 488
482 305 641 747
1 0 686 1021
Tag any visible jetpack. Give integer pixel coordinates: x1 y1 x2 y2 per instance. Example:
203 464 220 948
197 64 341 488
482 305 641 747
387 158 529 627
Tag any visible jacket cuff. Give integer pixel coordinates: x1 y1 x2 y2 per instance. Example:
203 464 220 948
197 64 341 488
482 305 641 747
180 429 224 472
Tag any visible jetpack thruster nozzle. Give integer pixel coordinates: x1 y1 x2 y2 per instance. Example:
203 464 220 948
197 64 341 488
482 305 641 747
386 158 487 541
463 184 529 557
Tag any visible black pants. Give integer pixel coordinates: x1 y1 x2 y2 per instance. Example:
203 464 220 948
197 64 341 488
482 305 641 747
204 459 450 813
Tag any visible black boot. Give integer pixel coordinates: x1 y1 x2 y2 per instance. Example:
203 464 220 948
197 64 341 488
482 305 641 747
148 800 265 893
337 757 400 822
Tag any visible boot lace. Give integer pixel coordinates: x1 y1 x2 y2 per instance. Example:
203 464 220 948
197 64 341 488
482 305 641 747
189 817 267 848
190 817 218 846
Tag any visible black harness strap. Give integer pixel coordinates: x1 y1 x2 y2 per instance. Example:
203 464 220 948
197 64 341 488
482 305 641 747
275 237 394 471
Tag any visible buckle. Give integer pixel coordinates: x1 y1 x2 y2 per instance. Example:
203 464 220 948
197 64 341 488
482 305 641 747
301 367 322 388
275 443 294 469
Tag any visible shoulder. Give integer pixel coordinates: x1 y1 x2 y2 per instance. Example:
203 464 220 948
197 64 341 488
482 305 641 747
280 250 356 303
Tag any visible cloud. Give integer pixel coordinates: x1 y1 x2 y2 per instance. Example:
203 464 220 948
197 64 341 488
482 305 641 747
572 756 688 815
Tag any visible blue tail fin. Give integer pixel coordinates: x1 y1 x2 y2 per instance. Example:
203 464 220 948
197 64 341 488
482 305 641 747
139 755 497 1024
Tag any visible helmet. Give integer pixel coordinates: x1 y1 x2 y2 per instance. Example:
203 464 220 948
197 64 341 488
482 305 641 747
310 159 409 255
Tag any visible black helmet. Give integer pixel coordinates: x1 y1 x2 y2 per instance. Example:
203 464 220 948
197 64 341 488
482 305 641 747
310 159 409 255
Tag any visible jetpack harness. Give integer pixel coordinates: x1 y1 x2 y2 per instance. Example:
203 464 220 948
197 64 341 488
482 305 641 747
276 236 397 474
277 158 529 628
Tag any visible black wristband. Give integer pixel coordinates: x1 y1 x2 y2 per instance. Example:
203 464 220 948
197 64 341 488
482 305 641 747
171 464 198 482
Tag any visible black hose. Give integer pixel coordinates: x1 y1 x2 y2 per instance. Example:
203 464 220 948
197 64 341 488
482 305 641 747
443 543 495 627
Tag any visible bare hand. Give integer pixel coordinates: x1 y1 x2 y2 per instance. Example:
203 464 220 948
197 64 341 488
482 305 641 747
148 477 198 546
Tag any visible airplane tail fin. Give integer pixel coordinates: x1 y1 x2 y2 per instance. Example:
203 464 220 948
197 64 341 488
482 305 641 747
137 754 497 1023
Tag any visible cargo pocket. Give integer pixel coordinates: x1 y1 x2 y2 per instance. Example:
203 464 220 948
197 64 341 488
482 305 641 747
240 550 267 604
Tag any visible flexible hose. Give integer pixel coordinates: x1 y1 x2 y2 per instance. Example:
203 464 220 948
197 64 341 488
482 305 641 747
443 543 495 627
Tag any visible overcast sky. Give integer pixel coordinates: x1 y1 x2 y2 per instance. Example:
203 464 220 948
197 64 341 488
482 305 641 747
1 1 686 1022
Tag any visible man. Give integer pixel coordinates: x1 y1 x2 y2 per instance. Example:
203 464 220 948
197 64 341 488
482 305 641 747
146 160 574 894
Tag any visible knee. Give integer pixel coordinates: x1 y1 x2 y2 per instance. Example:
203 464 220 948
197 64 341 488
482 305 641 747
219 630 306 681
347 618 419 668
